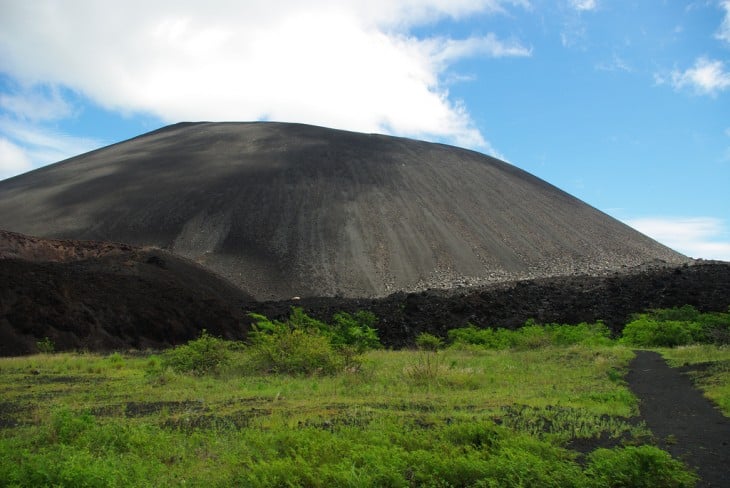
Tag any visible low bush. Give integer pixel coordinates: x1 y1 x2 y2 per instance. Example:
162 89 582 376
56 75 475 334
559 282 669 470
621 306 730 347
547 322 613 347
447 306 730 350
447 325 515 350
161 330 231 375
36 337 55 354
688 308 730 345
586 445 698 487
246 308 381 375
621 318 695 347
448 321 612 350
247 326 345 375
415 332 443 351
330 310 381 353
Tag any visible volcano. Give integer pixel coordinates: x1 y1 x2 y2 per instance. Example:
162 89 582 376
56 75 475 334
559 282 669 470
0 122 687 299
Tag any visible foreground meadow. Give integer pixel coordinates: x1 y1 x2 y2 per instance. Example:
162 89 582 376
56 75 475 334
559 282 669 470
3 306 728 487
0 346 697 487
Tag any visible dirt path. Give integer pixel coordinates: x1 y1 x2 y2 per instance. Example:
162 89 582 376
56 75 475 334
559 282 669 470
626 350 730 488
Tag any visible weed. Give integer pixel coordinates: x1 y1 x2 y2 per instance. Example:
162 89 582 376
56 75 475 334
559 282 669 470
107 352 125 369
36 337 55 354
405 333 446 387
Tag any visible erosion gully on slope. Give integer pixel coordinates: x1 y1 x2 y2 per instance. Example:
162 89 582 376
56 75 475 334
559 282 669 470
626 351 729 488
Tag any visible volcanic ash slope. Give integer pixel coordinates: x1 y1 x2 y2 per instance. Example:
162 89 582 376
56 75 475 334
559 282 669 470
0 122 687 299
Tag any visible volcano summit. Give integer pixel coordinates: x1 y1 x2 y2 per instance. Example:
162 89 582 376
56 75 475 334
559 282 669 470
0 122 687 299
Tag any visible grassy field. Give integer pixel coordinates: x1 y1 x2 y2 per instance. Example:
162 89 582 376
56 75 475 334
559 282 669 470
0 343 705 487
3 306 728 487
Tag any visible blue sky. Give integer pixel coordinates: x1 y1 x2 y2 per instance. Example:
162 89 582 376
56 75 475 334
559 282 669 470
0 0 729 260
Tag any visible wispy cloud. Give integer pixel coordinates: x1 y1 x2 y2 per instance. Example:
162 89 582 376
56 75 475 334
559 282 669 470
0 0 531 157
717 0 730 44
625 216 730 261
560 0 596 49
596 54 632 72
0 85 74 122
0 137 33 180
0 82 101 179
569 0 598 11
669 57 730 95
0 118 101 179
429 33 532 64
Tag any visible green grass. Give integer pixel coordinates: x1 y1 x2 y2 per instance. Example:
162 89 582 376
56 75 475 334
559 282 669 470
0 344 698 487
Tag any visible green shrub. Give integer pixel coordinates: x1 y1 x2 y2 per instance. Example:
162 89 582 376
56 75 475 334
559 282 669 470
448 325 513 349
704 323 730 345
415 332 443 351
161 330 231 375
513 324 553 350
692 310 730 345
250 308 380 352
106 352 125 369
330 310 381 353
247 327 345 375
547 322 613 347
36 336 55 354
621 318 695 347
622 306 730 347
245 308 380 375
586 445 697 487
47 408 96 444
448 321 613 350
649 305 701 322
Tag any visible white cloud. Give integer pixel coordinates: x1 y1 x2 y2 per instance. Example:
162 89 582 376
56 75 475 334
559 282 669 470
670 57 730 95
0 137 33 180
0 86 74 122
0 119 101 178
626 217 730 261
428 34 532 63
596 54 631 72
0 0 531 153
569 0 597 11
717 0 730 44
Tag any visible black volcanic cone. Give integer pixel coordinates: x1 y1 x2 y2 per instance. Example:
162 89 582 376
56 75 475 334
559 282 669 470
0 122 687 299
